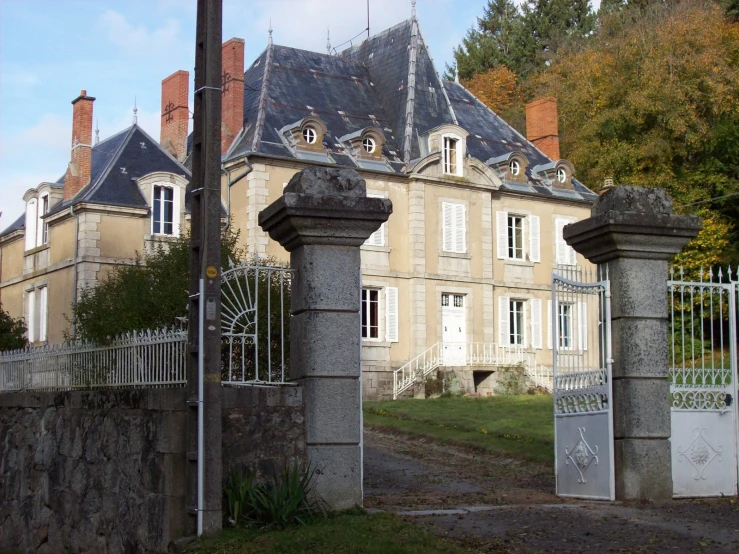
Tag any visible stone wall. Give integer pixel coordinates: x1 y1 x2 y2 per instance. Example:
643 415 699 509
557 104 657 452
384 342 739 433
0 385 305 553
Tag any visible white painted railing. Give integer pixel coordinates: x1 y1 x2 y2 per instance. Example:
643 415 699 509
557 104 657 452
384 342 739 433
393 342 553 399
0 327 187 393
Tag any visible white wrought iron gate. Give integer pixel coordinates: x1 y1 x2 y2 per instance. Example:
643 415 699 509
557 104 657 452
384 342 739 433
552 267 614 500
669 268 738 497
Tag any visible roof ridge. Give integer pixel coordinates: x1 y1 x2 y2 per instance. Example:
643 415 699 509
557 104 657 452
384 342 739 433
251 41 274 152
340 18 413 56
417 26 457 126
133 122 192 176
402 17 419 164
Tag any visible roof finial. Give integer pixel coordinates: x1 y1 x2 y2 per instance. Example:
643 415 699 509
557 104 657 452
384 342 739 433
411 0 417 19
94 119 100 145
132 96 138 125
268 19 273 46
455 67 459 84
327 28 331 55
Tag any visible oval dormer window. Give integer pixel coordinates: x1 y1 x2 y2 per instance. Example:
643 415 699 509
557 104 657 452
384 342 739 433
362 137 376 154
509 160 520 177
303 127 317 145
556 167 567 183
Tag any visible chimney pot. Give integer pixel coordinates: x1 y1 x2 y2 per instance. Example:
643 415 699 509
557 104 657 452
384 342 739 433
160 70 190 161
64 90 95 200
221 37 245 154
525 97 560 161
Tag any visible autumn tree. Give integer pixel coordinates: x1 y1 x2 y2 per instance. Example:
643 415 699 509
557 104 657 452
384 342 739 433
533 0 739 266
462 66 519 114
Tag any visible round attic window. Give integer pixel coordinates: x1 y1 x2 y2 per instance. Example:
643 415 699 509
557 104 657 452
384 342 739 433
556 167 567 183
362 137 376 154
303 127 317 144
509 160 520 177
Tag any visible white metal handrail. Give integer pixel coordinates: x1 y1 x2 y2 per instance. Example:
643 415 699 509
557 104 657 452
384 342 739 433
392 342 552 399
0 327 187 393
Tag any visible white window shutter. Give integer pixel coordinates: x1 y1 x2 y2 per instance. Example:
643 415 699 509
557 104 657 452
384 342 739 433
454 203 465 253
498 296 510 346
385 287 399 342
547 299 553 350
578 301 588 351
555 218 567 265
530 298 542 349
173 186 182 236
442 202 453 251
496 211 507 259
25 199 37 251
27 290 36 343
568 232 578 266
39 287 48 342
529 215 540 263
365 193 385 247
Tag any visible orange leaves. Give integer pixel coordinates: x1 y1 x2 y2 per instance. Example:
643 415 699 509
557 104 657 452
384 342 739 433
462 66 520 114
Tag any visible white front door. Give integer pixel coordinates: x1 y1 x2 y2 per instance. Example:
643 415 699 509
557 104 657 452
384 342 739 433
442 293 466 365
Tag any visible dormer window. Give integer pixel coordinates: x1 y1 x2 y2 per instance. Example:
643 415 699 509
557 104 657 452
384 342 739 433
510 160 521 177
443 137 458 174
557 167 567 184
362 137 376 154
303 127 317 145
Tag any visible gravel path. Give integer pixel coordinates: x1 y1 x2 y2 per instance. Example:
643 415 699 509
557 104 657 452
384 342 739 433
363 427 739 553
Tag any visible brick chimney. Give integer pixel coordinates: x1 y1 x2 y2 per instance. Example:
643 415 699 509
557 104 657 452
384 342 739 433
221 37 245 154
526 97 560 161
160 70 190 161
63 90 95 201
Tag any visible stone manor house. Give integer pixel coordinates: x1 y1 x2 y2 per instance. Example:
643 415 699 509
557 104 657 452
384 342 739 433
0 11 597 399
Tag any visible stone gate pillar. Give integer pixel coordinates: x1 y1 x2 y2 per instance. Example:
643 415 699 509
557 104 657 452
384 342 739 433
259 167 391 509
564 186 701 500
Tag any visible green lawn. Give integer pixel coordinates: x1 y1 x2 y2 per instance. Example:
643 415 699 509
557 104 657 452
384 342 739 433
188 511 466 553
363 395 554 466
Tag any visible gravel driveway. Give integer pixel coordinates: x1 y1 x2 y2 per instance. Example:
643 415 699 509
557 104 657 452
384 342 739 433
363 428 739 553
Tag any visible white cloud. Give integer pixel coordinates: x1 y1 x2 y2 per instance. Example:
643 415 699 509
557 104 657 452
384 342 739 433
98 10 185 55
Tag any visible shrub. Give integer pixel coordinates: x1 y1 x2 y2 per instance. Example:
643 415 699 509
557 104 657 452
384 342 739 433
0 305 27 352
223 461 327 529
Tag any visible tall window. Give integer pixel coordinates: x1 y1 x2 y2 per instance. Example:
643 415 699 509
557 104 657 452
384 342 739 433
509 300 524 346
153 185 174 235
443 137 458 174
558 303 572 349
26 286 48 343
361 288 380 339
507 215 524 260
40 195 49 244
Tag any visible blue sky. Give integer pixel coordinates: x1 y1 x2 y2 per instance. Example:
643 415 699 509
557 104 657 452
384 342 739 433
0 0 598 228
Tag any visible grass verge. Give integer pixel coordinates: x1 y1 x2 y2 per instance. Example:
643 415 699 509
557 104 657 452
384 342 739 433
187 511 467 553
363 395 554 466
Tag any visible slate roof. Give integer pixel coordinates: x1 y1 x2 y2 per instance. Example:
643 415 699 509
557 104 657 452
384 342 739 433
228 16 596 202
1 124 190 238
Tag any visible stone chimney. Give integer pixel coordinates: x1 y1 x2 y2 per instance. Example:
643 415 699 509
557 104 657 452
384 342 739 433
63 90 95 201
221 37 245 154
160 70 190 161
526 97 560 161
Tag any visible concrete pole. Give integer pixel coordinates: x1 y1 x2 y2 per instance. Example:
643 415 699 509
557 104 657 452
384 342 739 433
186 0 222 535
259 167 391 509
564 186 701 500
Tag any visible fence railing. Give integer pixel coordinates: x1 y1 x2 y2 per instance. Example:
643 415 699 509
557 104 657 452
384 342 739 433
0 327 187 393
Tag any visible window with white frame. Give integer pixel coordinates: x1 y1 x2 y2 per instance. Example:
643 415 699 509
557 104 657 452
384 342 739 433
547 300 588 351
509 299 525 346
361 286 399 342
442 202 466 253
496 211 540 262
152 185 177 235
554 217 578 266
24 198 38 251
361 288 380 339
443 137 457 174
364 193 386 247
39 194 49 245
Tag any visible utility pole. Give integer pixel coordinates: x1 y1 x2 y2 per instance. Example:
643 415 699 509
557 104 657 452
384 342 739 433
187 0 223 536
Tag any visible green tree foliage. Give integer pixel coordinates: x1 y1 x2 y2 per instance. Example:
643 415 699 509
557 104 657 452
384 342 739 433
0 305 28 352
72 227 245 343
450 0 595 80
533 0 739 266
